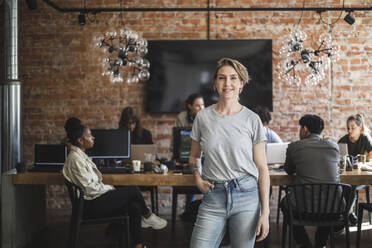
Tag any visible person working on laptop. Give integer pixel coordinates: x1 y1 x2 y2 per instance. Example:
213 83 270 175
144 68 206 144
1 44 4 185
119 106 153 144
338 114 372 225
175 93 205 128
189 58 270 247
252 105 282 143
62 124 167 248
282 114 340 248
338 114 372 161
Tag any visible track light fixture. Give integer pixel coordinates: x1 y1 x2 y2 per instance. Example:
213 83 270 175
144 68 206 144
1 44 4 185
344 11 355 25
78 13 86 25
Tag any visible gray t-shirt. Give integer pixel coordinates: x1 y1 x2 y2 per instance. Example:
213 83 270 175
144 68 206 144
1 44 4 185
191 105 266 181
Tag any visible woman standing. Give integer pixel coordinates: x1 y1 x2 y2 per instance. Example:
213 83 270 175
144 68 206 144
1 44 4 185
175 93 205 128
189 58 270 247
338 114 372 161
62 124 167 248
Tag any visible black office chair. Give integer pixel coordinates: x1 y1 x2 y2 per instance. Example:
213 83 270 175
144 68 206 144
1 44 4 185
65 180 131 248
172 186 202 230
281 183 354 248
356 203 372 248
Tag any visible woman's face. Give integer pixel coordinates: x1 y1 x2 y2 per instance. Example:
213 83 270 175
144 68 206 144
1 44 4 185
80 128 95 150
188 97 205 115
128 120 136 132
215 65 243 101
347 120 362 141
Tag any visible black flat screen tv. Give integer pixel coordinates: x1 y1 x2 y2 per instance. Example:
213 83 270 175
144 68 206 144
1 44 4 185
145 40 272 113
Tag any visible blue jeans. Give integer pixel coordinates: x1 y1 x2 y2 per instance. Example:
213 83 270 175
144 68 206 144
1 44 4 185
190 175 260 248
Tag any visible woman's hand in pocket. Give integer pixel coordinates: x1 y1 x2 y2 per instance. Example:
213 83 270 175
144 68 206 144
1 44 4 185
195 177 214 193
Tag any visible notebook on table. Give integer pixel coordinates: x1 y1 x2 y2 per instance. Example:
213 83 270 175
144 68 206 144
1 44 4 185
28 144 67 172
131 144 157 162
266 142 289 165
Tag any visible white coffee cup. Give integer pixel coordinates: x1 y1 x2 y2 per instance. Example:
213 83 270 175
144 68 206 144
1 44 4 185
132 160 141 172
160 164 168 175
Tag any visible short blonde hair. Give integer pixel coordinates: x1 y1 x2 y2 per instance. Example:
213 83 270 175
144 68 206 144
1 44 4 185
213 58 250 85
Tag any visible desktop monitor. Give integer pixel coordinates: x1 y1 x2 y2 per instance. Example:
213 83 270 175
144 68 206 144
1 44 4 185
34 144 67 166
86 129 131 159
173 127 192 163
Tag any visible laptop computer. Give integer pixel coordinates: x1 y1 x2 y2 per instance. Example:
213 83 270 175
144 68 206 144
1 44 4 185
29 144 67 172
266 142 289 165
338 143 349 158
131 144 157 162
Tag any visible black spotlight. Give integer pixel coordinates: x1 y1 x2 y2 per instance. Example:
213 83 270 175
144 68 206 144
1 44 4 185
344 12 355 25
78 13 86 26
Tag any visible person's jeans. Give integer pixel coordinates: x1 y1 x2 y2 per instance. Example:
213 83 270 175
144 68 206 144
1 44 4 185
190 175 260 248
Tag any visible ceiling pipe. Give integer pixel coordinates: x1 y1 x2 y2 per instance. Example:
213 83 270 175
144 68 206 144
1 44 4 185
40 0 371 14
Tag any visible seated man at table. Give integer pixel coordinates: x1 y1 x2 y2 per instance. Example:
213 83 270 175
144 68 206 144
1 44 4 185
282 114 340 248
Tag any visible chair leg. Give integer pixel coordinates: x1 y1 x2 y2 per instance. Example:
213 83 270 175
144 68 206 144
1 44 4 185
288 223 292 248
126 217 131 248
155 186 159 214
73 221 81 248
345 221 351 248
329 225 335 248
277 186 283 224
356 205 363 248
281 215 287 248
172 189 178 231
365 186 371 224
150 188 155 213
68 211 75 248
119 221 126 248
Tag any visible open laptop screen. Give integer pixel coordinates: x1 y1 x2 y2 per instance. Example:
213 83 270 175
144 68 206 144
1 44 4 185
338 143 348 158
266 142 289 164
131 144 157 161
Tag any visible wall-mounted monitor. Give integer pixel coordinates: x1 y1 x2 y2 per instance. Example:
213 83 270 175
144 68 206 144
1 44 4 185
86 129 131 159
145 40 273 113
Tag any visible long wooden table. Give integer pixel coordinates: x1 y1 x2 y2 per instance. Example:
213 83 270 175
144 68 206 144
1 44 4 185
12 168 372 186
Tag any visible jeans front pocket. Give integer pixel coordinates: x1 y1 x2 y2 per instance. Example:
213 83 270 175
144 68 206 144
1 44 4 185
236 175 258 192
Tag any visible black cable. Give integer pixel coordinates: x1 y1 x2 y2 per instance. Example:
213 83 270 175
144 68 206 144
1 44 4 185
119 0 124 26
318 0 345 26
296 0 306 27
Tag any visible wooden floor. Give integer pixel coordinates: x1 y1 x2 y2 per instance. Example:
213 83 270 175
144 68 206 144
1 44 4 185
25 188 372 248
24 210 372 248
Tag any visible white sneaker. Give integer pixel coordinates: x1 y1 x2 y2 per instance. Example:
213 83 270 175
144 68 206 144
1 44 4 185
141 214 167 230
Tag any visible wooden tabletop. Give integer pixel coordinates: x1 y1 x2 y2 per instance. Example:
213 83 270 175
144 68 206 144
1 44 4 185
12 168 372 186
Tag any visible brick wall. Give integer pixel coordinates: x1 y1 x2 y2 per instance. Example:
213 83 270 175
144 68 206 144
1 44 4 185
18 1 372 209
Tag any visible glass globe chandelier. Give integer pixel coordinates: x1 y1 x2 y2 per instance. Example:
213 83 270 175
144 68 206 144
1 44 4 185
96 28 150 84
278 29 340 86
